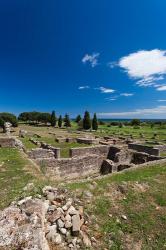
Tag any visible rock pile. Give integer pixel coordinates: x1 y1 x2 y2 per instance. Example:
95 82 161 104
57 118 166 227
0 186 91 250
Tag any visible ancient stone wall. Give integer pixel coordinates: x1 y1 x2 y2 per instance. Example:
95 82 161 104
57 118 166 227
76 138 99 145
27 148 55 159
128 143 160 156
155 145 166 153
40 142 60 158
35 154 103 179
0 137 16 147
70 145 109 158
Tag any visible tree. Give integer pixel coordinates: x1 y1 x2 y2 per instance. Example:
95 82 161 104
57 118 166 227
130 119 141 126
64 114 71 127
92 113 98 130
75 115 81 123
0 118 4 128
83 111 91 130
50 111 57 127
38 113 51 124
58 115 62 128
0 113 18 127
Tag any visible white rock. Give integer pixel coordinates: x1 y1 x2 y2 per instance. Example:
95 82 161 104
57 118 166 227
67 206 78 215
72 214 81 236
121 215 127 220
59 228 67 235
46 231 62 244
57 219 64 228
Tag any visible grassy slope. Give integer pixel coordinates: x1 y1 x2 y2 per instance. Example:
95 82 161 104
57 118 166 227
0 148 166 249
66 164 166 249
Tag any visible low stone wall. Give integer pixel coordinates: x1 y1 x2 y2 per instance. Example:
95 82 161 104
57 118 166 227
76 138 99 145
27 148 55 159
128 143 160 156
155 145 166 153
70 145 110 158
0 137 16 147
40 142 60 158
36 154 103 179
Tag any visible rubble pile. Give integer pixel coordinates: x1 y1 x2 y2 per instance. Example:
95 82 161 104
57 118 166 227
0 186 92 250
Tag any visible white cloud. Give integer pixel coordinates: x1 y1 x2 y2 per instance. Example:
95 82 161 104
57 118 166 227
105 97 117 101
119 49 166 88
156 85 166 91
158 99 166 102
78 86 90 90
97 87 115 93
98 105 166 118
107 61 117 68
120 93 134 97
82 53 100 67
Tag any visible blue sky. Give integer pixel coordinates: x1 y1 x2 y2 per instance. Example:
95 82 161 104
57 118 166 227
0 0 166 118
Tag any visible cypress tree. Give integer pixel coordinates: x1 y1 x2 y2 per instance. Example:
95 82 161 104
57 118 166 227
58 115 62 128
50 111 57 127
83 111 91 130
75 115 81 123
92 113 98 130
64 114 71 127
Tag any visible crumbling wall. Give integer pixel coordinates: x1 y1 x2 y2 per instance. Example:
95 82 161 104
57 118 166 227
36 154 103 179
40 142 60 158
76 138 99 145
128 143 159 156
0 137 16 147
27 148 55 159
70 145 109 158
155 145 166 153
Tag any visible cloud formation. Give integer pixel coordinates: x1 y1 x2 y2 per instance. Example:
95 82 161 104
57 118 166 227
158 99 166 102
78 86 90 90
97 87 115 93
120 93 134 97
156 85 166 91
82 53 100 67
98 105 166 118
119 49 166 88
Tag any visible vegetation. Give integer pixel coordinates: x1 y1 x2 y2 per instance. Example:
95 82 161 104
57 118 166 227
0 112 18 127
64 114 71 127
50 110 57 127
83 111 91 130
66 162 166 249
18 111 51 124
92 113 98 130
75 114 82 123
58 115 63 128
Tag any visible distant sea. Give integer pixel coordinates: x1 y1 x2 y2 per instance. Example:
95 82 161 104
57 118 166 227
98 118 166 122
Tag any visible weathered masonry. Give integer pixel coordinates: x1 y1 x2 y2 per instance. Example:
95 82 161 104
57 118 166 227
28 144 165 180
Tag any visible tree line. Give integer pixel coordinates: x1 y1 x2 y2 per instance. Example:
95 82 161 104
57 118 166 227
18 111 71 128
0 111 98 130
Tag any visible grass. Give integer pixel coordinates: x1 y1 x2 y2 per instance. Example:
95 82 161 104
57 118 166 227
65 163 166 249
0 148 35 209
30 136 89 157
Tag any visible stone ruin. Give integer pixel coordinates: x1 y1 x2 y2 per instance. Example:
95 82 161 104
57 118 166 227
0 186 92 250
3 122 12 135
27 143 165 180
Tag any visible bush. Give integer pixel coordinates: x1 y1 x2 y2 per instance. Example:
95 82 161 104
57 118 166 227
130 119 141 126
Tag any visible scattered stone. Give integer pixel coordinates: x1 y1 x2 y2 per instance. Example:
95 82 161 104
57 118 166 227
57 218 65 228
81 231 91 247
0 186 89 249
72 214 81 236
121 215 127 220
